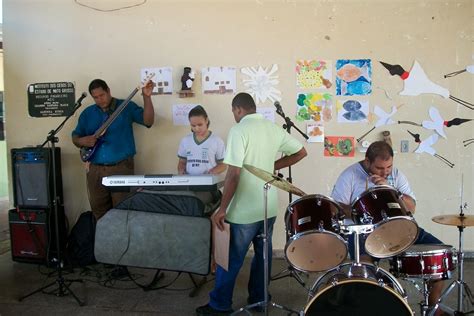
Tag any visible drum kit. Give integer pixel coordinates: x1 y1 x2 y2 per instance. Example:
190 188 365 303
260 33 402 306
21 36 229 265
242 165 473 316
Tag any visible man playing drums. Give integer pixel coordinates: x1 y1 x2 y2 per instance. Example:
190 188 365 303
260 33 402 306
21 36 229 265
331 141 447 315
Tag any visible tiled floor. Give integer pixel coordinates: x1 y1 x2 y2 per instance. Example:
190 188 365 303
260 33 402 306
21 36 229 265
0 199 473 315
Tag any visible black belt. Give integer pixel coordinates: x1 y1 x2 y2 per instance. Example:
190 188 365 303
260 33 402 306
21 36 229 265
94 162 119 166
94 158 128 167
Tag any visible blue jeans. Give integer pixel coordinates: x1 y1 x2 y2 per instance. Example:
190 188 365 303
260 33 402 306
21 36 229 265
348 227 443 259
209 217 276 311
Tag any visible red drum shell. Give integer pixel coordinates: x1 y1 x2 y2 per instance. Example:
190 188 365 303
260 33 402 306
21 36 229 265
284 194 347 272
390 244 456 280
351 186 419 258
286 194 342 235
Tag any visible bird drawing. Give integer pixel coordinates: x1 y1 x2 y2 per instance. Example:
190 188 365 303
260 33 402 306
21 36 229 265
407 131 454 168
422 106 472 139
444 64 474 78
380 60 473 110
356 105 399 142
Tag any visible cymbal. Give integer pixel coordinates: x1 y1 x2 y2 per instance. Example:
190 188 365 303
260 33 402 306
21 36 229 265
244 164 306 197
432 214 474 227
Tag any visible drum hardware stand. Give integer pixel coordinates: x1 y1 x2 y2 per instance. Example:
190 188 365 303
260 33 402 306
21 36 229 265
233 181 301 316
399 276 436 316
270 264 308 288
430 202 474 316
271 102 309 288
19 94 87 306
271 208 308 288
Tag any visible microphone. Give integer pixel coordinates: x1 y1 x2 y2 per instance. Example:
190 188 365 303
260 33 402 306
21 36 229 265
76 92 87 105
274 101 283 114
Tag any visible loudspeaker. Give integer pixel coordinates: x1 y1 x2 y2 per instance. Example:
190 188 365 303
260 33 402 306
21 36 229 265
9 208 67 264
11 147 63 209
9 209 48 263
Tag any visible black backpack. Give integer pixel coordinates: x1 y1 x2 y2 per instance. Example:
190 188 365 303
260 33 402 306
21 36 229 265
66 211 97 267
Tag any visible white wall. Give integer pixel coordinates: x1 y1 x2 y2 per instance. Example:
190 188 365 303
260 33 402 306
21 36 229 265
3 0 473 251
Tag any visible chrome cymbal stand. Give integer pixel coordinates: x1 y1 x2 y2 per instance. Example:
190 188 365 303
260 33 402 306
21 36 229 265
270 205 307 288
232 181 300 316
429 202 474 316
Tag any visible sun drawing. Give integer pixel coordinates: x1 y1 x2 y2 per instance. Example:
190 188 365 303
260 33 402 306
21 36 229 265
241 64 281 104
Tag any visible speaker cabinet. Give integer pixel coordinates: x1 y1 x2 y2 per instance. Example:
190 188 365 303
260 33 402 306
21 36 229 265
9 209 48 263
9 208 67 264
11 147 63 209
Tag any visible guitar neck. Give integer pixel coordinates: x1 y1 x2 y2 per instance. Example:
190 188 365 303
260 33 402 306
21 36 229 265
94 86 140 137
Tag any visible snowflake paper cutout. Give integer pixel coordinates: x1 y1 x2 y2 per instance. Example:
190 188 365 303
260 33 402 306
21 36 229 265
241 64 281 104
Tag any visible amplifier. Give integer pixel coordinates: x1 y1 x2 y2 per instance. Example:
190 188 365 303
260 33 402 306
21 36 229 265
11 147 63 209
9 209 48 263
9 208 67 264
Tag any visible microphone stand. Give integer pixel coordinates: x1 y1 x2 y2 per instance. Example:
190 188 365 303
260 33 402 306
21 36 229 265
271 105 308 288
20 95 86 306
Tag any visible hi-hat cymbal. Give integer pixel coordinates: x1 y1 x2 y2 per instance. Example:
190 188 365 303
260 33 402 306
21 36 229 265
432 214 474 227
244 164 306 197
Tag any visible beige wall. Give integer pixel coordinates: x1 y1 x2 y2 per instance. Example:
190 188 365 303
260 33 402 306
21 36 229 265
3 0 473 251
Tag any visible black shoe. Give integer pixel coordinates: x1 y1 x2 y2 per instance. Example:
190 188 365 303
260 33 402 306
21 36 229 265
196 304 233 315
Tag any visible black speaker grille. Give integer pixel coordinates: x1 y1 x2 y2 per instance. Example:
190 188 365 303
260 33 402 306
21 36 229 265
11 147 63 209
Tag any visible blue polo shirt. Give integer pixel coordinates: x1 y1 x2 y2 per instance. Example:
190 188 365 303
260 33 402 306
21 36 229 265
72 98 147 164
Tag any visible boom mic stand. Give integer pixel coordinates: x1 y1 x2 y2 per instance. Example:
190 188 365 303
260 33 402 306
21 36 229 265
19 93 87 306
271 102 309 287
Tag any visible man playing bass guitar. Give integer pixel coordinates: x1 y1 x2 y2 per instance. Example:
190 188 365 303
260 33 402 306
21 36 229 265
72 78 155 220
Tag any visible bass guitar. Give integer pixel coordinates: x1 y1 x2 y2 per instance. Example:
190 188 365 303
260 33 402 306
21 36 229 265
80 72 155 162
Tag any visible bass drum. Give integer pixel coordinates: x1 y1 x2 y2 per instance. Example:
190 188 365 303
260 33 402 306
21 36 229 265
305 263 413 316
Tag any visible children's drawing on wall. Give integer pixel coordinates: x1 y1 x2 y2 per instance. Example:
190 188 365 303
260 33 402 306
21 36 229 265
256 107 276 123
324 136 355 157
307 122 324 143
444 64 474 78
296 59 332 89
357 104 400 142
172 104 198 126
296 92 333 122
463 138 474 147
241 64 281 104
335 59 372 96
337 99 369 123
380 60 473 110
178 67 195 98
141 67 173 95
202 66 236 94
407 131 454 168
397 106 472 139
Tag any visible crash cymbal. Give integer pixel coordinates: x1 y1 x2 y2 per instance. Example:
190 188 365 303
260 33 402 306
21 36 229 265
432 214 474 227
244 164 306 197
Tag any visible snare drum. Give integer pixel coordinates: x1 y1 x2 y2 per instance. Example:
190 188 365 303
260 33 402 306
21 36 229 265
390 244 457 280
352 185 419 258
305 263 412 316
285 194 347 272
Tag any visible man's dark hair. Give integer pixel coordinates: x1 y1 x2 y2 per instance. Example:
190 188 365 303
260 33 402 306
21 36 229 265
232 92 256 111
365 141 394 162
88 79 109 94
188 105 210 127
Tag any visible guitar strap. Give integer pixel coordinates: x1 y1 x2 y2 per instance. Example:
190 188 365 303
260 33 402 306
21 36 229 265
106 97 117 116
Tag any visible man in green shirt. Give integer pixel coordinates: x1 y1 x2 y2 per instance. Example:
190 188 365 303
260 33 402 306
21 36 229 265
197 93 307 315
